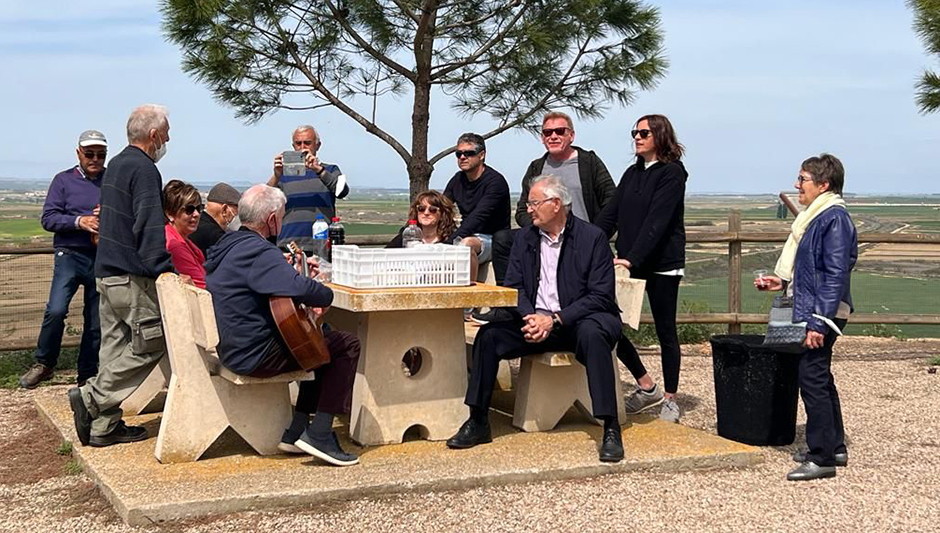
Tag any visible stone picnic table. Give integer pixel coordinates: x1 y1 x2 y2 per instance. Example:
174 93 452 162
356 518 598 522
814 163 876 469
325 282 517 446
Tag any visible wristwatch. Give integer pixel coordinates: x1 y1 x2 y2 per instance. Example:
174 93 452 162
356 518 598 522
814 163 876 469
551 314 562 329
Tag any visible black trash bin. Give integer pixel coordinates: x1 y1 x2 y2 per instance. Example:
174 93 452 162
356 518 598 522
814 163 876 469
710 335 800 446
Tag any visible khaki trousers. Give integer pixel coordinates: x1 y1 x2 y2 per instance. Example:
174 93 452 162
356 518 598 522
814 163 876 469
81 274 166 436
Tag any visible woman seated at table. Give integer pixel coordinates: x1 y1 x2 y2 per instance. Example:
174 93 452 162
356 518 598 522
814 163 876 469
163 179 206 288
387 190 478 280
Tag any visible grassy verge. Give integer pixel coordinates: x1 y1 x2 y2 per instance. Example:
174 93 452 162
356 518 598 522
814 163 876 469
0 347 79 389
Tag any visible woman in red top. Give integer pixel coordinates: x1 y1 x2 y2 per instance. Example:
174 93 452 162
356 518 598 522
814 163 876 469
163 180 206 288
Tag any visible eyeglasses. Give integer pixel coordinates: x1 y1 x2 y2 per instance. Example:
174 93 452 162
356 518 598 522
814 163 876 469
525 197 557 209
455 148 482 159
417 205 440 214
797 175 814 184
293 140 315 146
542 127 569 138
82 151 107 160
631 129 652 139
182 204 204 215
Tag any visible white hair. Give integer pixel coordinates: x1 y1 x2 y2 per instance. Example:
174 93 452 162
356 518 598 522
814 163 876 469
293 125 320 144
531 174 571 207
126 104 169 143
238 184 287 227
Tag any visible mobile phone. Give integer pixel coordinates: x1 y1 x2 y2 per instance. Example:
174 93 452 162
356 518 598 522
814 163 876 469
282 150 306 176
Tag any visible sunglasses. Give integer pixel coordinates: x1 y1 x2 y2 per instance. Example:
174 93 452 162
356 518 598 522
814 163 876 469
541 127 569 138
417 205 440 214
455 148 482 158
525 197 557 209
631 129 652 139
182 204 204 215
293 140 315 146
82 151 107 160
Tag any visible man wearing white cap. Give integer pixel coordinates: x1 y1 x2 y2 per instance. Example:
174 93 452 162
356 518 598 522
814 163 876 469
19 130 107 389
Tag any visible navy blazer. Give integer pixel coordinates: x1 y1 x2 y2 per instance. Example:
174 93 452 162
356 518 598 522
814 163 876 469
504 214 622 339
792 205 857 335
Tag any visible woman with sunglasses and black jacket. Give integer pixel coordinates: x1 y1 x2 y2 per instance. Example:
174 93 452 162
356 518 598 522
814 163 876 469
595 114 689 423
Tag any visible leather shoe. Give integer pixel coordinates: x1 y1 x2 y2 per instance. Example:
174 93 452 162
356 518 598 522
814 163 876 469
599 427 624 463
792 450 848 467
89 421 148 447
446 418 492 449
67 387 91 446
787 461 836 481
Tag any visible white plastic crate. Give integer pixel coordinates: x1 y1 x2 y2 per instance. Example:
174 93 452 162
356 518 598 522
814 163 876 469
331 244 472 288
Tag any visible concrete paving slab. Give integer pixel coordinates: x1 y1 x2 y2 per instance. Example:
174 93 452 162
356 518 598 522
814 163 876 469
34 390 760 526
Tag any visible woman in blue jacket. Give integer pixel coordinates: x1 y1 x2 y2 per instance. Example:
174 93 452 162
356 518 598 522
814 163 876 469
755 153 857 481
596 114 688 423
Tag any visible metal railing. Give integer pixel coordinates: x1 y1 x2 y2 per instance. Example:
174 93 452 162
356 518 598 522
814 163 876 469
2 216 938 350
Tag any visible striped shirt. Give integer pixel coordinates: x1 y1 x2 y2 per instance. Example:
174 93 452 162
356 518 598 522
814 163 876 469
276 163 349 252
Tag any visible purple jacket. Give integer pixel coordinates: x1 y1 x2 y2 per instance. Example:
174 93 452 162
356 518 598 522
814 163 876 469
41 166 102 251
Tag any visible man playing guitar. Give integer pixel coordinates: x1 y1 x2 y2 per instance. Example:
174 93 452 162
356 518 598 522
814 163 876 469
205 184 361 466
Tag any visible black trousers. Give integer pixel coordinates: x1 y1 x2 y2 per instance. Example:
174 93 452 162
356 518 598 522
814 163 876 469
466 315 619 419
249 329 361 415
491 229 516 285
801 318 848 467
616 274 682 393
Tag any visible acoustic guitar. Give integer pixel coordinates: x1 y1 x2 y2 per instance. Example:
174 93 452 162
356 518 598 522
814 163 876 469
269 242 331 371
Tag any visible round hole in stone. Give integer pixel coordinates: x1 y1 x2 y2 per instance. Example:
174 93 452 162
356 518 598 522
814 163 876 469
401 424 430 442
401 347 429 378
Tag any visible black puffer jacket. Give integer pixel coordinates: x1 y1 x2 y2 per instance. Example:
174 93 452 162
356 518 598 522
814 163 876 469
595 158 689 278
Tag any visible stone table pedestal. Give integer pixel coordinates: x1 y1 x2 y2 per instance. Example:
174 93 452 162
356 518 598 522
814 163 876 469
326 283 516 446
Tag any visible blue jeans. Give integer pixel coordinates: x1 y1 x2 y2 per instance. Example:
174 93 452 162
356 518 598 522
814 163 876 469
35 248 100 381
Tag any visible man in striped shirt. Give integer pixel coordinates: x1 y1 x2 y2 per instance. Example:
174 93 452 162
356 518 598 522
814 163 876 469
268 126 350 252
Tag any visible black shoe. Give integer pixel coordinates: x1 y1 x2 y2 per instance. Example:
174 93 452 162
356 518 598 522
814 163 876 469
278 428 306 454
89 421 148 447
787 461 836 481
20 363 54 389
792 450 848 467
599 426 624 463
295 430 359 466
68 387 91 446
446 418 492 449
470 308 513 325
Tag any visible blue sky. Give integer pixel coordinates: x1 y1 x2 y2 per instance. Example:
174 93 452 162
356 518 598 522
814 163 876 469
1 0 938 194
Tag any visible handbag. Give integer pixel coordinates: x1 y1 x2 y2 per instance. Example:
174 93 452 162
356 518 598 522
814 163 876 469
762 295 807 353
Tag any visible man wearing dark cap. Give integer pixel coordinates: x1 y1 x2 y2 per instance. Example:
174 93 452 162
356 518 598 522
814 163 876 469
19 130 107 389
191 182 242 255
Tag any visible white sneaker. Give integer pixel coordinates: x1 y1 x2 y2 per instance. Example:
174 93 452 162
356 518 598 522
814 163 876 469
659 398 681 423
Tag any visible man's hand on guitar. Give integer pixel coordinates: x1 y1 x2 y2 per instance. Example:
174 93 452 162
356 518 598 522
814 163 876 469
306 255 321 279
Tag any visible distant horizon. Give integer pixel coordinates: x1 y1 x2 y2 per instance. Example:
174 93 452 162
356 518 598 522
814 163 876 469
2 175 939 198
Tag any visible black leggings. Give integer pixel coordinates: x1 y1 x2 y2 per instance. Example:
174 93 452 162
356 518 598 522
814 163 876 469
616 274 682 394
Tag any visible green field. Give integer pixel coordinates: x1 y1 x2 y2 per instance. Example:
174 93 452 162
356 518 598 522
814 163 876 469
677 272 940 338
0 218 44 240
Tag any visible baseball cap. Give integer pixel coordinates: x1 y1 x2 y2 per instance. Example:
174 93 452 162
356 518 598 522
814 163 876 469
207 183 242 206
78 130 108 147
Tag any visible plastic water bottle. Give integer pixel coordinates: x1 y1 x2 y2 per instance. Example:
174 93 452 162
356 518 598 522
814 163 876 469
328 216 345 255
311 214 329 260
402 219 421 248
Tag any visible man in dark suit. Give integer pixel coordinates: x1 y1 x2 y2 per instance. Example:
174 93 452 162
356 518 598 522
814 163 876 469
447 174 624 462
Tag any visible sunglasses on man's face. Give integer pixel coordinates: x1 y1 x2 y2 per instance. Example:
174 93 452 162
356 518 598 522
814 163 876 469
631 129 652 139
455 148 481 159
182 204 204 215
417 205 440 214
82 151 107 160
541 127 569 138
293 140 315 147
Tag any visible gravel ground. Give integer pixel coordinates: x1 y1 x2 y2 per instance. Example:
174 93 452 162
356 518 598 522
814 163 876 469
1 337 938 533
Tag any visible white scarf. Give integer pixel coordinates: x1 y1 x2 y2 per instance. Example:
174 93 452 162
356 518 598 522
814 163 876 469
774 191 846 281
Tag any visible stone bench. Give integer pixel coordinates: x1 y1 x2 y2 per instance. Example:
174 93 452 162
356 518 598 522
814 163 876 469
464 322 625 432
153 273 314 464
